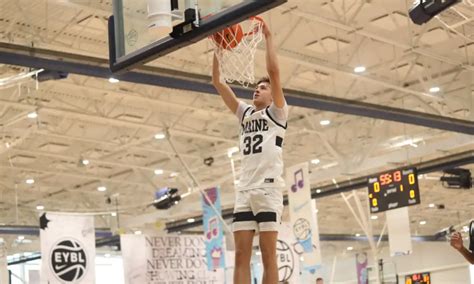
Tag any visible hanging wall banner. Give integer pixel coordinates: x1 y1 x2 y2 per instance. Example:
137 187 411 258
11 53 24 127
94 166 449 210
121 234 224 284
277 222 301 284
386 207 412 256
286 163 322 271
39 213 96 284
356 252 368 284
201 187 225 271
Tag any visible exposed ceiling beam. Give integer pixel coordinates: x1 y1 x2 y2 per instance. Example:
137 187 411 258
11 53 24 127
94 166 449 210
0 43 472 134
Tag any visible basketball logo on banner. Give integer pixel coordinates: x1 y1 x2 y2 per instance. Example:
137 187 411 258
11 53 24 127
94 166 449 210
277 239 294 282
50 238 88 282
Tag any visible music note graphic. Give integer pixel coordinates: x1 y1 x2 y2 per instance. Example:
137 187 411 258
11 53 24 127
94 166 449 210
206 217 218 240
291 169 304 192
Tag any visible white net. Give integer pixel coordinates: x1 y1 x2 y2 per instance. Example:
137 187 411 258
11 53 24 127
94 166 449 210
210 17 264 87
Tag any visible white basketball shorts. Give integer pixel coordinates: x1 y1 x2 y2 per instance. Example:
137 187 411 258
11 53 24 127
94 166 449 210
232 188 284 232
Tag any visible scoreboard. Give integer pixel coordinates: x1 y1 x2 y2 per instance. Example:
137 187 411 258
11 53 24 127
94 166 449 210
405 272 431 284
368 167 420 213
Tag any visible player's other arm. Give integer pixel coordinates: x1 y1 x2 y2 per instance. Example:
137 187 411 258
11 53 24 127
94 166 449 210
263 23 285 108
451 232 474 264
212 53 239 114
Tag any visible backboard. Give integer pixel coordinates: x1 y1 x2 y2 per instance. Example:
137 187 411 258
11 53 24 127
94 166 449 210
109 0 287 73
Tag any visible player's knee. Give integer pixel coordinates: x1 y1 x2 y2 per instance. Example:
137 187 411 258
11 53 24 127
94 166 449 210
234 248 252 264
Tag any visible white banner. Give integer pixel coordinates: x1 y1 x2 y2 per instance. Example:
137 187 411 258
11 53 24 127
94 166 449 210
386 207 412 256
286 163 322 271
40 213 96 284
277 222 301 283
121 234 225 284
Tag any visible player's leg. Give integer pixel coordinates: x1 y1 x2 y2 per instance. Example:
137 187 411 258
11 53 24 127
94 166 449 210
233 230 255 284
233 190 258 284
259 231 279 283
252 188 284 284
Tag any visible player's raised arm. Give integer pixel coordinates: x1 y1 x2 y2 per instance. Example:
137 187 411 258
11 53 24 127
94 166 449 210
262 23 285 108
212 53 239 114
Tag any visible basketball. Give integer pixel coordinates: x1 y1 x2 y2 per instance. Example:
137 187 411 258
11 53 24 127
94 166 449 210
276 240 294 282
212 24 243 50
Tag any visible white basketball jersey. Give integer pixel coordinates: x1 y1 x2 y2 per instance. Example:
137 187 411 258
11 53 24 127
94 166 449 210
237 104 287 191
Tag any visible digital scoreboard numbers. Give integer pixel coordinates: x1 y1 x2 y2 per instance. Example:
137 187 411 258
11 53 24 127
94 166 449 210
405 272 431 284
368 167 420 213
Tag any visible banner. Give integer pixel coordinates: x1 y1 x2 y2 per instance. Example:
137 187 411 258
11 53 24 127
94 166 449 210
277 222 300 283
121 234 224 284
201 187 225 271
40 213 95 284
0 242 8 284
286 163 322 271
356 252 368 284
386 207 412 256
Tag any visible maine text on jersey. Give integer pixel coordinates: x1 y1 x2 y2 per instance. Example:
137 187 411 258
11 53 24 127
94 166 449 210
241 118 269 135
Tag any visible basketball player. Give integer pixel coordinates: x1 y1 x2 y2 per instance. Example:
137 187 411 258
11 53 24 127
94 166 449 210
212 23 288 284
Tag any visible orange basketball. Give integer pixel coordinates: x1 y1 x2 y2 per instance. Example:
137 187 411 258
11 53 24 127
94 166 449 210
212 24 243 50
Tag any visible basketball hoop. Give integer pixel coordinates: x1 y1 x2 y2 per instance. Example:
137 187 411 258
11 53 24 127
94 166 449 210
210 17 265 87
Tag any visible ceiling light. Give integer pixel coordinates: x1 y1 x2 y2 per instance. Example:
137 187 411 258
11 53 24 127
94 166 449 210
134 230 142 235
17 236 24 241
26 178 35 184
27 111 38 119
154 169 164 175
347 246 354 251
311 159 320 165
355 233 361 237
169 172 178 178
187 218 195 223
111 212 117 217
154 133 166 140
81 159 90 166
429 86 440 93
108 77 119 83
174 200 179 205
419 220 427 225
371 215 378 220
36 205 44 210
320 120 331 126
428 203 435 208
316 189 322 194
97 186 107 192
354 66 366 73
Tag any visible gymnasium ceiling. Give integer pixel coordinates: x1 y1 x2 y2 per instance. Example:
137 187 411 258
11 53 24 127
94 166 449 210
0 0 473 254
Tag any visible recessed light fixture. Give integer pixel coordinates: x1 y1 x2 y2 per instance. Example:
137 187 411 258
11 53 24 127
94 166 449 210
108 77 119 84
429 86 440 93
36 205 44 210
187 218 195 223
154 133 166 140
18 236 25 241
26 178 35 184
320 120 331 126
354 66 366 73
169 172 178 178
27 111 38 119
111 212 117 217
97 186 107 192
316 189 322 194
355 233 361 237
134 230 142 235
81 159 90 166
428 203 435 208
371 215 378 220
347 246 354 251
154 169 164 175
419 220 427 225
311 159 320 165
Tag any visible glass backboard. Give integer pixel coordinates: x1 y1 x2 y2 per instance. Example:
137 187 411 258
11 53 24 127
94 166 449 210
109 0 287 73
